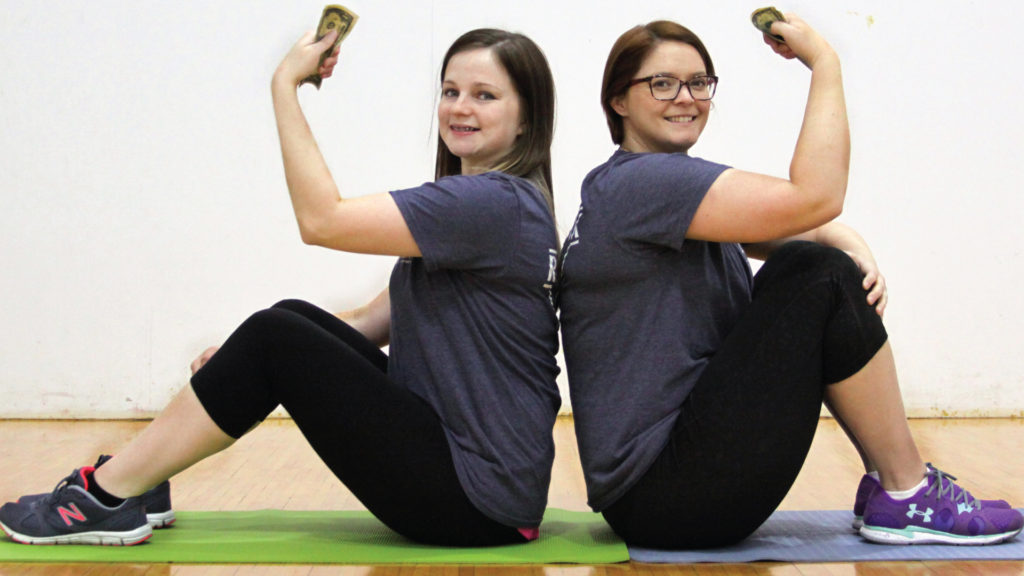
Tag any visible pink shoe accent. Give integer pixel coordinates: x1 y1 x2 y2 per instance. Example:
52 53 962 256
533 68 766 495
517 527 540 541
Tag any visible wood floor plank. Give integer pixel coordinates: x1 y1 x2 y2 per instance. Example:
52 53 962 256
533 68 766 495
1 417 1022 576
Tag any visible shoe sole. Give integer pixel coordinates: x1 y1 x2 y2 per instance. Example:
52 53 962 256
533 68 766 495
0 520 152 546
860 524 1023 545
147 510 176 528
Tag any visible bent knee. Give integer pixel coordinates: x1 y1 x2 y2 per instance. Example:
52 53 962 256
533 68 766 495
772 241 860 280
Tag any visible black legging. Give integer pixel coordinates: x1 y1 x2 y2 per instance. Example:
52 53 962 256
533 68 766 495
190 299 526 547
602 241 889 548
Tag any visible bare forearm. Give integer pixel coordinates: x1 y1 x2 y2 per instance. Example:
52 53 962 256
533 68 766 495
744 221 869 261
271 75 343 244
790 51 849 208
335 289 391 347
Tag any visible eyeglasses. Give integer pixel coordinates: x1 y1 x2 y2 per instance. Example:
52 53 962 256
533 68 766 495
627 74 718 101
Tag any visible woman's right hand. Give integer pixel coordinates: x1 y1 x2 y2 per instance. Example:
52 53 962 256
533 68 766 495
762 13 836 70
272 29 341 88
191 346 220 375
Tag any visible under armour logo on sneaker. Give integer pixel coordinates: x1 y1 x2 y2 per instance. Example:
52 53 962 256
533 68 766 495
57 503 87 526
906 504 933 523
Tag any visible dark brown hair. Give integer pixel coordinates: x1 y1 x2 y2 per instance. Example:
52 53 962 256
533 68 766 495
601 21 715 144
435 28 556 213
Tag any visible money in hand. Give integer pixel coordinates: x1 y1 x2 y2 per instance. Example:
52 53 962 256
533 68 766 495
302 5 359 89
750 7 786 43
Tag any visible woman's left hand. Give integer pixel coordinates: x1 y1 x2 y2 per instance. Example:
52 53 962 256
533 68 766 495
190 345 220 375
761 13 836 71
844 249 887 317
273 30 341 88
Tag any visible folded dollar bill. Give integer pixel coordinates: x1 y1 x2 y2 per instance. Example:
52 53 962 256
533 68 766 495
302 5 359 89
750 6 786 42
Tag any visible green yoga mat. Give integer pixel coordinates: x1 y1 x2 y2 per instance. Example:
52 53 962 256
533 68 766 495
0 508 628 565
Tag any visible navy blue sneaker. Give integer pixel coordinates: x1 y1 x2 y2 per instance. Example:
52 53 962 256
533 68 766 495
0 467 152 546
95 455 175 528
17 455 175 529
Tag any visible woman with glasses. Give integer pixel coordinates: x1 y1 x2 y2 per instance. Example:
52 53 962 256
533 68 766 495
1 27 561 548
557 15 1021 548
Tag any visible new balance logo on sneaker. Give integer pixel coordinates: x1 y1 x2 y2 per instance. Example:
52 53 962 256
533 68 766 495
0 467 152 546
13 454 175 530
860 463 1023 545
57 503 88 526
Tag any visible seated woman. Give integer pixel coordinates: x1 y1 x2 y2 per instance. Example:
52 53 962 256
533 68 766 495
0 26 562 547
556 14 1022 548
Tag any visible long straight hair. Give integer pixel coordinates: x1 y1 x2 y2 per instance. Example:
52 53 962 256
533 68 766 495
434 29 556 217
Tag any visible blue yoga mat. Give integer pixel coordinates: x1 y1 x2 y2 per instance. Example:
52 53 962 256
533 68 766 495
629 509 1024 563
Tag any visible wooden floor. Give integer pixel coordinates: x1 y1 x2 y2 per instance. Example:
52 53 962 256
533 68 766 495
1 417 1022 575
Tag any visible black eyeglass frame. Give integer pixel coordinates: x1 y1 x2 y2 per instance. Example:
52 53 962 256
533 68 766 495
627 74 719 101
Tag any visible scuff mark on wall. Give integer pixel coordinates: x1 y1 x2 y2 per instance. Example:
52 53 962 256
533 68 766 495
846 11 877 29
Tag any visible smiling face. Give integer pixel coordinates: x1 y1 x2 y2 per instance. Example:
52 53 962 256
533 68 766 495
612 41 711 154
438 48 523 175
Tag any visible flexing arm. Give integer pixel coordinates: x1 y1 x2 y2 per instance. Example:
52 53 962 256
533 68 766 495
271 31 420 257
689 14 849 243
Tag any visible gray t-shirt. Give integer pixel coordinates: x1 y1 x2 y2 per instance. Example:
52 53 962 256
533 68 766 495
558 150 752 511
389 172 561 527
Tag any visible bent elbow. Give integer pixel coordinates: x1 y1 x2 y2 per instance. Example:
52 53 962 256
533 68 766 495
808 183 845 226
826 184 847 220
791 186 844 235
824 193 844 222
297 219 329 247
299 229 320 246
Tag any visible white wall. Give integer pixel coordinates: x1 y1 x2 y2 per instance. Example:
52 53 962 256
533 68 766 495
2 1 1022 418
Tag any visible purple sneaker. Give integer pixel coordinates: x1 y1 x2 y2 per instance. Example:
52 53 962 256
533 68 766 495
860 464 1023 545
852 470 1011 530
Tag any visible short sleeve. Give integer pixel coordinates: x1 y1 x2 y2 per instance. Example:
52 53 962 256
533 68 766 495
390 173 520 273
602 153 728 251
